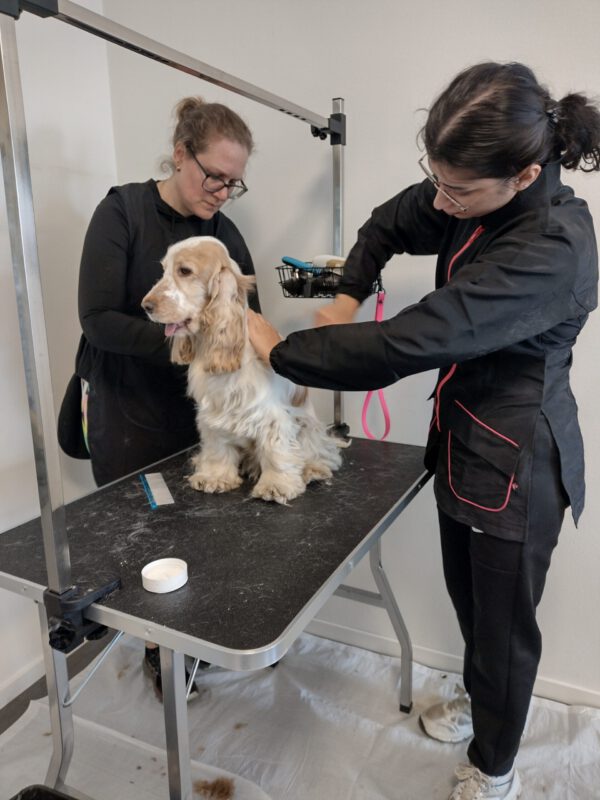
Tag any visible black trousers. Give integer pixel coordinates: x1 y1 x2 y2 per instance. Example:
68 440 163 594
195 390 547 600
438 414 568 776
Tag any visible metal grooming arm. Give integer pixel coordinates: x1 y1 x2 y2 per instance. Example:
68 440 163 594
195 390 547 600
0 1 348 584
40 0 349 433
0 3 348 798
0 9 71 597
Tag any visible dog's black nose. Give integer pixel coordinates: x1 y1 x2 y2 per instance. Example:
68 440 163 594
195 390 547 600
143 300 154 314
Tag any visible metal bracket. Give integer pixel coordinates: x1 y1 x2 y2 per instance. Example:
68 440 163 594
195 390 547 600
43 577 122 653
0 0 58 17
62 630 125 707
311 111 346 145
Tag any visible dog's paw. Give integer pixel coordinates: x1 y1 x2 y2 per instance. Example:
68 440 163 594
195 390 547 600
188 471 243 493
251 474 305 505
302 463 333 484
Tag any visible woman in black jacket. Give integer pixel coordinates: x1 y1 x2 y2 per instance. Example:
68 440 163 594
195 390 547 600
248 63 600 800
60 97 261 696
60 96 260 487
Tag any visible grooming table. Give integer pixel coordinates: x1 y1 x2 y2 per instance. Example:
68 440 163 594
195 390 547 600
0 4 432 798
0 438 430 800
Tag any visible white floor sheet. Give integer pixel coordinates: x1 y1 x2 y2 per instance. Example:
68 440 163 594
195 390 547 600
1 633 598 799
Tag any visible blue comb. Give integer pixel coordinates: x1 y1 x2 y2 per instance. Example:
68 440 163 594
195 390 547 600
281 256 323 273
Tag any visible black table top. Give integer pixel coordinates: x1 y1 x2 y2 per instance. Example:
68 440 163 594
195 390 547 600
0 439 429 662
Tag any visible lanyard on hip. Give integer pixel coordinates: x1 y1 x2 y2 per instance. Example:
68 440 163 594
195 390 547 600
361 281 391 440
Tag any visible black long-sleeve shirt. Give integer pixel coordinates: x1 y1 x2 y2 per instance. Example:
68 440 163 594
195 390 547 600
74 179 259 483
270 164 598 539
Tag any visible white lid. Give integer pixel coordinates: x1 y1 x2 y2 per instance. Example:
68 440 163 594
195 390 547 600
141 558 188 593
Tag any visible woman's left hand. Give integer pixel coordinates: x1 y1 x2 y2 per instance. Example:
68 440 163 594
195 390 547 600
247 309 283 363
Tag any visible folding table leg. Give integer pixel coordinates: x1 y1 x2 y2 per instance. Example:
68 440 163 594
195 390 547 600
369 540 413 712
160 646 193 800
37 602 75 789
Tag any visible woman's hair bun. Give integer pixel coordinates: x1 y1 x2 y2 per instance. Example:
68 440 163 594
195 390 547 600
175 96 205 122
171 95 254 157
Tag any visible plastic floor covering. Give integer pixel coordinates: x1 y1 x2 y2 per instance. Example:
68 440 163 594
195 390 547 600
0 633 598 799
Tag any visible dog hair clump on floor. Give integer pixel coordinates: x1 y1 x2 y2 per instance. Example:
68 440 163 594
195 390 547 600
193 776 235 799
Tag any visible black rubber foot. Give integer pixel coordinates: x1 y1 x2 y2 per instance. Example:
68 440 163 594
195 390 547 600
400 702 413 714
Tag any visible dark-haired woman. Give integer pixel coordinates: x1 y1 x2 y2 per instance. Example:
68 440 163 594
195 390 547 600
248 62 599 800
60 96 260 488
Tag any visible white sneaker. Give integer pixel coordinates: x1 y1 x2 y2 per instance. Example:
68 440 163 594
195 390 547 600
419 686 473 742
448 763 522 800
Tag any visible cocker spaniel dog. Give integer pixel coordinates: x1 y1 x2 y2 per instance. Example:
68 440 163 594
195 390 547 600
142 236 344 504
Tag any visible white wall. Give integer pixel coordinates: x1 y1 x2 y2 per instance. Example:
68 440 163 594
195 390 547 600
1 0 598 708
0 1 116 706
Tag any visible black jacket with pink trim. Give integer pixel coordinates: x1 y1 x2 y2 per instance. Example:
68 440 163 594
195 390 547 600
269 162 598 540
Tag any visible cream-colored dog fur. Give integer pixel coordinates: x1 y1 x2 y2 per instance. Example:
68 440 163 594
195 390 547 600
143 236 343 504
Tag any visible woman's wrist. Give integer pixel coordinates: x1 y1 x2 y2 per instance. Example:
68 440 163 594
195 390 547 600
334 293 361 314
247 309 282 364
314 293 360 327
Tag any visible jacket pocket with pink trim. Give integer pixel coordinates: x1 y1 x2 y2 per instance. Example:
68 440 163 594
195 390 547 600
445 400 521 513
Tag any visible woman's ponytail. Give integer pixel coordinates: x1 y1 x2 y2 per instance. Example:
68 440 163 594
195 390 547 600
554 93 600 172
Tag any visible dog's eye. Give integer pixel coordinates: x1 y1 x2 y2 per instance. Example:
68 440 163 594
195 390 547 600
178 265 193 277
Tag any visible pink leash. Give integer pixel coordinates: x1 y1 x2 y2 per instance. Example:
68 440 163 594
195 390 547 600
361 288 391 440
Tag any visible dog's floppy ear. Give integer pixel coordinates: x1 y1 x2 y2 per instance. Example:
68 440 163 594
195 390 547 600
228 255 257 302
170 334 196 365
206 257 255 304
199 248 257 374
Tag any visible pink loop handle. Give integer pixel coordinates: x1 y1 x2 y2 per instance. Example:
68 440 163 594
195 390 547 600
362 388 391 440
362 291 391 440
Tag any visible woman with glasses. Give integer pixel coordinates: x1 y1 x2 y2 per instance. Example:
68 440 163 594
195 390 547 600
248 62 599 800
59 96 259 489
58 96 259 698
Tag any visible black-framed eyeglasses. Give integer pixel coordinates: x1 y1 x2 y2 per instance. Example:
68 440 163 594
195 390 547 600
187 146 248 200
418 154 468 213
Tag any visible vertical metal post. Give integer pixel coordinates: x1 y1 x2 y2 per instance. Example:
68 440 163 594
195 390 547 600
331 97 344 257
332 97 345 429
0 15 71 593
38 602 75 789
160 647 193 800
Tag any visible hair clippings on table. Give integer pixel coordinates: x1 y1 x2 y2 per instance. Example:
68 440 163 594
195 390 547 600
546 106 559 125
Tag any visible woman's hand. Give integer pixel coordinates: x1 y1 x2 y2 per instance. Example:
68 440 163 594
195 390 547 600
247 309 283 363
314 293 360 327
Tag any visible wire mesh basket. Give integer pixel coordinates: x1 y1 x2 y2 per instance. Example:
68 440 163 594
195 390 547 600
275 264 343 298
276 263 379 299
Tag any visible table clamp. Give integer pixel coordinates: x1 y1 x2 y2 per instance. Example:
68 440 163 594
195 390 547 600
43 577 122 654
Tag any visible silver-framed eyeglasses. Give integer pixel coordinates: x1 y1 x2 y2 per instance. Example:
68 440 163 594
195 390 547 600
418 154 468 212
187 146 248 200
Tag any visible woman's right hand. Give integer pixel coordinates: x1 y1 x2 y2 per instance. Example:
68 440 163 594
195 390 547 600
314 293 360 327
